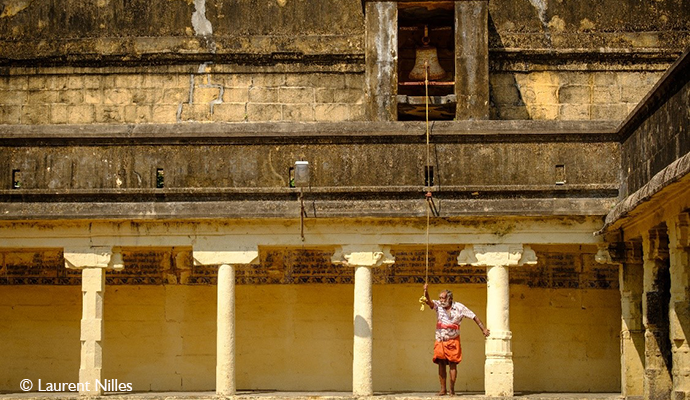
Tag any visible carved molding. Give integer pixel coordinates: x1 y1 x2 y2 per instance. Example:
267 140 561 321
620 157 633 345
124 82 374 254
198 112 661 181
64 246 123 270
458 244 537 267
331 245 395 268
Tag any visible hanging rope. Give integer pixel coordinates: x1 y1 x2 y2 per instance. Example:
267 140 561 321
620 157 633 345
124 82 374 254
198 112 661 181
420 61 431 311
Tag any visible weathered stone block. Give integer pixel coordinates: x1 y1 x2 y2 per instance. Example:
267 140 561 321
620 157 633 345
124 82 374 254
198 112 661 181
131 89 162 105
314 104 350 122
223 87 249 103
151 105 179 123
315 88 335 103
95 105 122 123
57 90 84 105
50 104 69 124
528 105 559 120
491 82 522 105
219 74 252 88
83 76 101 90
558 85 591 104
559 104 591 120
592 86 621 104
0 89 27 105
557 72 589 86
1 76 28 90
0 105 21 124
247 103 282 121
194 87 223 104
21 105 50 124
163 88 189 104
210 103 247 122
114 75 140 89
103 88 133 105
83 90 102 104
344 74 364 90
593 73 618 86
286 73 346 89
27 76 48 90
621 85 652 103
532 85 559 104
591 104 628 120
27 90 58 104
251 74 287 87
66 76 84 90
248 87 279 103
181 104 211 121
334 88 364 104
283 104 315 121
496 106 530 120
279 87 314 104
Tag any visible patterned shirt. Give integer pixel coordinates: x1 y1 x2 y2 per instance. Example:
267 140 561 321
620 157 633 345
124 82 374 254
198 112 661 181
432 300 476 341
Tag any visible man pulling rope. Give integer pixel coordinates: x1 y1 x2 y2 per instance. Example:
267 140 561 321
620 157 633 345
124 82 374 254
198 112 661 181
422 283 490 396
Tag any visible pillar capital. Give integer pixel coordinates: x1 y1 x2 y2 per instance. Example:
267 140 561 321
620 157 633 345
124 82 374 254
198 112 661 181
331 245 394 268
64 246 123 270
458 244 536 267
193 249 259 266
669 212 690 248
642 227 670 261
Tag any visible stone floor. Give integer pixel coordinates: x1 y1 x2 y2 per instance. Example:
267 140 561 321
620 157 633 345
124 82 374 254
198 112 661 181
0 392 623 400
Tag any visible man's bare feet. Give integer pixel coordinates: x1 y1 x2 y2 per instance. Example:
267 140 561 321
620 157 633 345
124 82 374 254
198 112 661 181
449 390 455 396
437 390 447 396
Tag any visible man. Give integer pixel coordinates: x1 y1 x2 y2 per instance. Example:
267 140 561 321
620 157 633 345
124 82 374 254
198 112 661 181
423 283 490 396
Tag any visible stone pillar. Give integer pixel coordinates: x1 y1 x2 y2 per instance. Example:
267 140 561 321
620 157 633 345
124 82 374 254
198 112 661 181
364 1 397 121
668 213 690 399
619 241 646 398
454 0 489 120
642 227 673 400
458 244 537 397
332 246 394 396
64 247 123 396
194 250 259 397
217 264 236 396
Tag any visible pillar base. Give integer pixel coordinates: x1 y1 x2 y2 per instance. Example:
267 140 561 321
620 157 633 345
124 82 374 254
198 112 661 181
485 358 514 397
78 368 103 396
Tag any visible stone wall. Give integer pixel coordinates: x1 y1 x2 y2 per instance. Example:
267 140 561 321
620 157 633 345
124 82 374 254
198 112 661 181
0 244 621 392
620 58 690 197
490 71 663 121
0 283 620 393
0 69 365 125
0 0 687 123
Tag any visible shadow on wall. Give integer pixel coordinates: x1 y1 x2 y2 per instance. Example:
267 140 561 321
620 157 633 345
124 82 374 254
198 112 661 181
488 14 530 120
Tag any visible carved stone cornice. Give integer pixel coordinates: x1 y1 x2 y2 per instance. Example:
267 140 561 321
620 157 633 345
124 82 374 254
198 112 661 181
457 244 537 267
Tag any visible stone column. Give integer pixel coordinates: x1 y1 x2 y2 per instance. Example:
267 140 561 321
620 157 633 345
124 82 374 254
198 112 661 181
333 246 394 396
194 250 259 397
364 1 397 121
620 241 646 398
597 239 646 398
454 0 489 120
458 244 536 397
64 247 123 396
668 213 690 399
642 227 673 400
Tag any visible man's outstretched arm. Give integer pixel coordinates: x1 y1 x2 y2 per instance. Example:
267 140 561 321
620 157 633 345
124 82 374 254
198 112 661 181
423 283 435 308
473 315 490 337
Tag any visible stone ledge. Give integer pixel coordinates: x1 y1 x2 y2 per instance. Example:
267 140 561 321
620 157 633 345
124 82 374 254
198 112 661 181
0 120 620 146
0 392 625 400
0 197 616 220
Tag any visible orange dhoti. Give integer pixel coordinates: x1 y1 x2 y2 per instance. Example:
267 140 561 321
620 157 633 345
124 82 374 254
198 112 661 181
433 337 462 364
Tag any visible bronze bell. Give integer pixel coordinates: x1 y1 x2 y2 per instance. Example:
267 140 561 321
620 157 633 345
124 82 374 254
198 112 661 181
409 26 446 81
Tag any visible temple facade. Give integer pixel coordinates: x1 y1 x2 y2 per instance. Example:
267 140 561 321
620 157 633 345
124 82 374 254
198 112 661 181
0 0 688 398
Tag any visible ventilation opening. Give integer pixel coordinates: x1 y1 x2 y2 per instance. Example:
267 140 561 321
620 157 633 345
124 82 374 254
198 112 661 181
11 169 21 189
156 169 165 188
